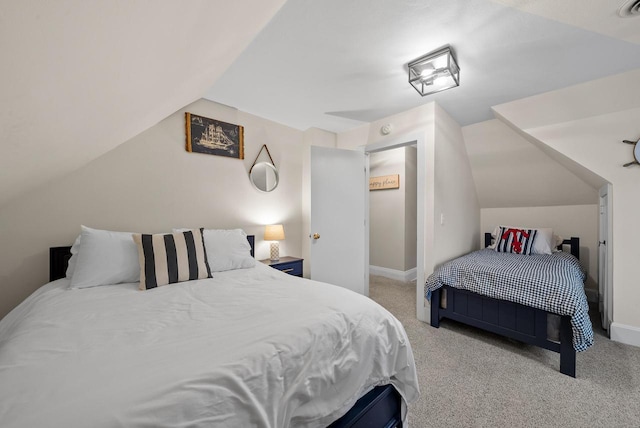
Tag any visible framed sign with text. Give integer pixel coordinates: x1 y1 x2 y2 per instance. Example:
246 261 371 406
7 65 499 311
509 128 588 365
369 174 400 190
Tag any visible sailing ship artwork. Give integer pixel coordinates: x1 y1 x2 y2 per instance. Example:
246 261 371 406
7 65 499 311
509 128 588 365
185 113 244 159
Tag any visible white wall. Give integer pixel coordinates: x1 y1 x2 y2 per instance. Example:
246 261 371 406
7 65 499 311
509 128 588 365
523 111 640 337
0 98 305 319
338 103 481 273
481 205 599 300
432 104 481 268
337 102 480 322
337 104 438 279
493 70 640 345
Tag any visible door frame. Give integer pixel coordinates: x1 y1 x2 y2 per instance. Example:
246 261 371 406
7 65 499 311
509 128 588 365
364 132 428 322
599 183 613 332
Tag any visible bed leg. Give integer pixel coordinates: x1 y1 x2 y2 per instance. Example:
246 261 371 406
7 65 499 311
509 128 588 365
559 316 576 377
430 288 440 328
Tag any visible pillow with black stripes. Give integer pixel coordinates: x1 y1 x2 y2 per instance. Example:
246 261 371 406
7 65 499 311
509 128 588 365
493 226 537 255
132 228 212 290
173 228 255 272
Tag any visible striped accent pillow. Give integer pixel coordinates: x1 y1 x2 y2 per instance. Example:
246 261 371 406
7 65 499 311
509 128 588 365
132 229 211 290
494 226 537 255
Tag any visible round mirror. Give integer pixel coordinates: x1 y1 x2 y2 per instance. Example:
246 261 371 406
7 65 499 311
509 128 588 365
250 162 279 192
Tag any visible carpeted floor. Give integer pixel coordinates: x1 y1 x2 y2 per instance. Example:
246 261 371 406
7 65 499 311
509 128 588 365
369 275 640 427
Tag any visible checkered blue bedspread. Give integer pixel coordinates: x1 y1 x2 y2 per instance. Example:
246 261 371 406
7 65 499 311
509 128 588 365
424 249 593 352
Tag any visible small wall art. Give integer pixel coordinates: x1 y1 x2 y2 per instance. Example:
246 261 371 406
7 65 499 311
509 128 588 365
369 174 400 190
185 112 244 159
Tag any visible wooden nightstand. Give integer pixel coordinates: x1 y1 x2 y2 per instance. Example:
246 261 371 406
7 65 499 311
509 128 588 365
260 257 303 277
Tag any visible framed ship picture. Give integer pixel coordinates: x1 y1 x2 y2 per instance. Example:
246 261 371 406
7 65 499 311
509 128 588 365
185 112 244 159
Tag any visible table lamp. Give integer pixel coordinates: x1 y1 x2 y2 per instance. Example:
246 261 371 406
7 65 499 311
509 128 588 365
264 224 285 261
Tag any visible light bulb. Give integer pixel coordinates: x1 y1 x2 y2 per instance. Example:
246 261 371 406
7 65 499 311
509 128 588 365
420 68 435 79
434 75 449 85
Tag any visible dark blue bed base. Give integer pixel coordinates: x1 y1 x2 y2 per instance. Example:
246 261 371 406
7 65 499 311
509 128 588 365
329 384 402 428
430 233 580 377
49 235 402 427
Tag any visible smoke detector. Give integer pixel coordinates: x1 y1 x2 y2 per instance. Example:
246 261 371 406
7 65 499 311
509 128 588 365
618 0 640 18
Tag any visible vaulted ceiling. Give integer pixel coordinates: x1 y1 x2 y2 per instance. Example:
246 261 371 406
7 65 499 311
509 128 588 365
205 0 640 133
0 0 286 208
2 0 640 210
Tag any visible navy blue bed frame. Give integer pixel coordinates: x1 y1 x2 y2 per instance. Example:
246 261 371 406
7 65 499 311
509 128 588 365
49 235 403 427
430 233 580 377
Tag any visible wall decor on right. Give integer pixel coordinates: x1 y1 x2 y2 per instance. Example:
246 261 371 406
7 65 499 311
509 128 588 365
622 138 639 167
369 174 400 190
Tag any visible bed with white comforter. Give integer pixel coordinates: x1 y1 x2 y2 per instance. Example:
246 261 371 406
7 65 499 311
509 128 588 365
0 262 419 427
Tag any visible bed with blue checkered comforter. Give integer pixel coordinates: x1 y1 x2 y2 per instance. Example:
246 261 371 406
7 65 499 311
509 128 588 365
425 249 593 352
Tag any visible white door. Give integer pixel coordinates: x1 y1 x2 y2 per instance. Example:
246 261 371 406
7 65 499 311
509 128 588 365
599 185 612 332
310 146 367 295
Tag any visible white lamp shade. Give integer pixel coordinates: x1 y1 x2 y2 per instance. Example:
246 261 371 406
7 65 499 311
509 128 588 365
264 224 285 241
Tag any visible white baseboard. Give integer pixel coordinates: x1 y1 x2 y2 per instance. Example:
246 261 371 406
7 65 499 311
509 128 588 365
610 322 640 348
369 265 416 282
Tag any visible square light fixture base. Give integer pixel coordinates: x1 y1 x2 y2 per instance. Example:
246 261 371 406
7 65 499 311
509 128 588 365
408 46 460 97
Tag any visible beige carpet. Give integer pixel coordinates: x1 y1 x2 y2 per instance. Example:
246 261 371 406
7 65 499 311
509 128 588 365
369 275 640 427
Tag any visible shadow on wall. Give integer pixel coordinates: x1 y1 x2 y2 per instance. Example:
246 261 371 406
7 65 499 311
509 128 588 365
0 250 49 318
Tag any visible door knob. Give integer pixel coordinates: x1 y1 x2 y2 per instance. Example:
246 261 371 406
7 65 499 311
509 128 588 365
312 233 320 240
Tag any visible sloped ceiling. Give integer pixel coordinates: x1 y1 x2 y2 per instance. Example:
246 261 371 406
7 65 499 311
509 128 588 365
492 0 640 44
0 0 286 208
492 68 640 187
202 0 640 210
3 1 640 212
463 119 598 208
205 0 640 133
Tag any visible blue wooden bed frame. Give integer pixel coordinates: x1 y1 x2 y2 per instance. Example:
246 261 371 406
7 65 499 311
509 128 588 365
430 233 581 377
49 235 403 427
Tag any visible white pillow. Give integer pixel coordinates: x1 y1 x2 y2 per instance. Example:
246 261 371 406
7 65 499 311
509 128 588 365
173 228 255 272
69 226 140 289
487 227 499 249
531 227 554 255
489 225 554 255
65 234 82 278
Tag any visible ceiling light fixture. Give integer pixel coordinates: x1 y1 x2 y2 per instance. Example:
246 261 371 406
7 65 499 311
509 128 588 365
408 46 460 97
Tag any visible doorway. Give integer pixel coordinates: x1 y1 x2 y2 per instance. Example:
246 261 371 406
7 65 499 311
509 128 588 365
368 146 418 283
599 183 613 333
365 133 428 323
307 133 429 323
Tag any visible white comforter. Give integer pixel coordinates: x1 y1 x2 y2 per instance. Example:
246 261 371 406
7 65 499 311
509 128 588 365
0 263 419 427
